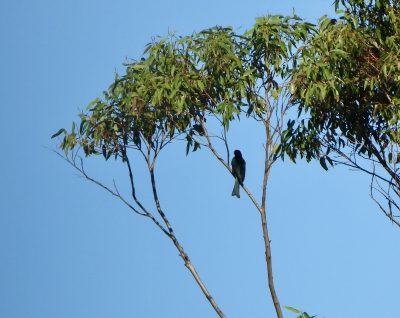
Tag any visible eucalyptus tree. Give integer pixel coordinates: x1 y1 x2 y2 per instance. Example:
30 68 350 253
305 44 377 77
281 0 400 226
52 14 313 317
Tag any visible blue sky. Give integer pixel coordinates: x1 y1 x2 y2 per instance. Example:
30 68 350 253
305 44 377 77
1 0 399 317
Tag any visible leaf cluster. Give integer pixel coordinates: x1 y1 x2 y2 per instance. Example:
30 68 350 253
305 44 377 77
281 0 400 171
52 14 314 160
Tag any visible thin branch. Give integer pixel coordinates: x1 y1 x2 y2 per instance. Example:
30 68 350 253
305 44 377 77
370 187 400 227
148 167 226 317
258 91 283 318
47 147 171 235
199 100 283 317
321 137 396 186
223 123 230 164
49 145 226 318
325 129 400 225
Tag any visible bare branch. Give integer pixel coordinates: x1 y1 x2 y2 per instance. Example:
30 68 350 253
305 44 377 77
48 145 226 318
370 186 400 227
47 147 173 235
223 123 230 164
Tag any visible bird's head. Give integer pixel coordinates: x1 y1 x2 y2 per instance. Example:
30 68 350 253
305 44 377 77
234 150 242 158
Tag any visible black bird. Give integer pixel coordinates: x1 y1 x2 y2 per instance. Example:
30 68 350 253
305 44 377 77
231 150 246 198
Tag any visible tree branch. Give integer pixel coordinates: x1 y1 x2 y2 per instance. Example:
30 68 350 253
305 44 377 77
50 145 226 317
199 110 283 318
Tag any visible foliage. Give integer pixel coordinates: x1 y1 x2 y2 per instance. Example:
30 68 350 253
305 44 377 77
284 306 317 318
52 15 314 160
280 0 400 225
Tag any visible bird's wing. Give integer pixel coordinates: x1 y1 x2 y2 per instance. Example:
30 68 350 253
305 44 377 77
240 161 246 182
232 158 241 179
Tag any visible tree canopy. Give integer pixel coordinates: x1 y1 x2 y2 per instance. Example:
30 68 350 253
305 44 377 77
52 14 314 160
281 0 400 225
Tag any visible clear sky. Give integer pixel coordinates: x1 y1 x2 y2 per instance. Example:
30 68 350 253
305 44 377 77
1 0 399 317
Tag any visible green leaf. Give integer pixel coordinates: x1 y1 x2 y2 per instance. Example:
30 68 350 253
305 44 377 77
102 144 107 158
186 141 190 156
198 80 204 91
284 306 301 313
243 69 253 77
131 64 147 70
217 41 228 50
382 63 387 79
86 98 100 110
106 150 112 161
331 49 348 59
280 41 287 57
272 143 281 155
320 157 328 171
193 141 201 152
79 119 86 134
143 44 152 55
320 17 331 29
51 128 67 139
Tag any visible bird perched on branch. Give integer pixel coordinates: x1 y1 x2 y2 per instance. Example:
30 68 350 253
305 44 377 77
231 150 246 198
